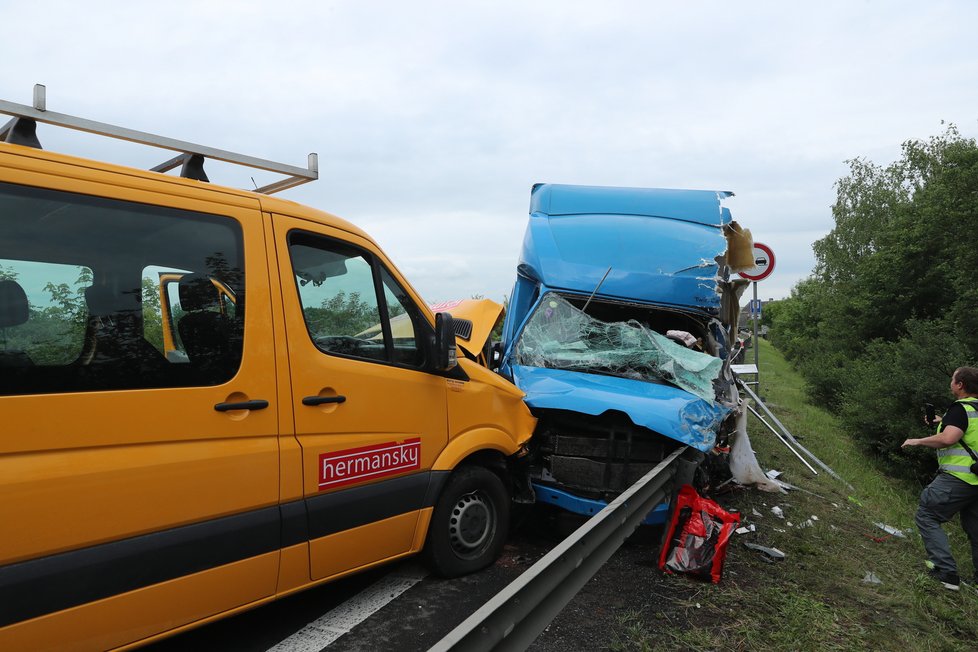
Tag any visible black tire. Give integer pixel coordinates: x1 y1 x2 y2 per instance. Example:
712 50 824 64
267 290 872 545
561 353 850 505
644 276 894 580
422 465 510 578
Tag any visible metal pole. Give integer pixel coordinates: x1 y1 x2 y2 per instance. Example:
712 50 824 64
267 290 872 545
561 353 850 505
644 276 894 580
746 404 818 475
752 281 759 395
738 379 854 490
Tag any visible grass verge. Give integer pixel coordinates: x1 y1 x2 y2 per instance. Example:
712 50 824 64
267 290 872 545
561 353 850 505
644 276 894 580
610 339 978 651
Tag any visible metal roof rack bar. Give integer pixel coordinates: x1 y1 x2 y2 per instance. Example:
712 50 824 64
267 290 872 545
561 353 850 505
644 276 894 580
0 84 318 194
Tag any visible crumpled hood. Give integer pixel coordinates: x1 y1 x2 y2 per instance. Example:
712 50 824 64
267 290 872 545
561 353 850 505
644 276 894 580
520 183 733 311
511 364 731 451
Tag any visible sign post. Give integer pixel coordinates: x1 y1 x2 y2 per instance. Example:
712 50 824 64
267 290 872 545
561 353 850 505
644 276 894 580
737 243 775 394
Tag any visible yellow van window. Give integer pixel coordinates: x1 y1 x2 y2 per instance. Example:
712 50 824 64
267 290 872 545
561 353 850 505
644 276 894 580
287 232 423 367
0 181 245 395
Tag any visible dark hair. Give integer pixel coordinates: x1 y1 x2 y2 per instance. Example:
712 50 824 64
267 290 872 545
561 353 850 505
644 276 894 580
954 367 978 394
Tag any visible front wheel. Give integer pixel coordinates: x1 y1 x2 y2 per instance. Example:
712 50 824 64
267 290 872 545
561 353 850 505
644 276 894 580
423 465 510 577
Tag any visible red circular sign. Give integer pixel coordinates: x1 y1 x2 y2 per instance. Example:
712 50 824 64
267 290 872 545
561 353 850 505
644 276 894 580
738 242 775 282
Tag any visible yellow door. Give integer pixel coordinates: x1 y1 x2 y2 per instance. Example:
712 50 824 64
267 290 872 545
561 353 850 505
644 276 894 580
0 169 279 650
271 214 447 580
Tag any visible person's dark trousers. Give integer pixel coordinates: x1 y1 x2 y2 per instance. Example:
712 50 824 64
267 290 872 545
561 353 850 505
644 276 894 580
915 472 978 576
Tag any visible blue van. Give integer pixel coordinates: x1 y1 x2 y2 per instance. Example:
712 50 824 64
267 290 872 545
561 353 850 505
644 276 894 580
499 183 746 524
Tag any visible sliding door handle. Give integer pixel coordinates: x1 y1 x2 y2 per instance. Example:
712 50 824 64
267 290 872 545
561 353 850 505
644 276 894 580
214 399 269 412
302 395 347 406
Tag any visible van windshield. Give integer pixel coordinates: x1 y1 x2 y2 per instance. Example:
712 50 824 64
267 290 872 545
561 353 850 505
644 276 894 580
512 293 722 402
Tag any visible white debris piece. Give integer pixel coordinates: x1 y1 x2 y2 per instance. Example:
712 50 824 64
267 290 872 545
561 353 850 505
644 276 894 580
729 408 788 492
765 469 783 480
798 519 814 528
874 523 907 538
771 506 784 519
862 572 883 585
811 515 819 521
735 524 757 535
752 508 763 518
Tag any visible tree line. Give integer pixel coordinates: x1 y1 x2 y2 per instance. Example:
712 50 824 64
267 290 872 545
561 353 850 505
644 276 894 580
765 126 978 483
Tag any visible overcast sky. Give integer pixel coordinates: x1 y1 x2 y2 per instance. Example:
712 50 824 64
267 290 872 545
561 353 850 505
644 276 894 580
4 1 977 304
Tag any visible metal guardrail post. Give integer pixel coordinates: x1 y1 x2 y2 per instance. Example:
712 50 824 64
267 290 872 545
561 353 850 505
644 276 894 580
429 446 687 652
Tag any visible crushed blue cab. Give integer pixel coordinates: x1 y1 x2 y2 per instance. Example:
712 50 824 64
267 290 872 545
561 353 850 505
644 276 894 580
532 482 670 526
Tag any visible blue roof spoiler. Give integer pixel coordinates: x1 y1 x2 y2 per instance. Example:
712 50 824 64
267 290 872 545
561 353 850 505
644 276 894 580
530 183 734 225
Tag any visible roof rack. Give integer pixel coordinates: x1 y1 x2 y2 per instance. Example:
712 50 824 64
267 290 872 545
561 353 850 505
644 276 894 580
0 84 318 194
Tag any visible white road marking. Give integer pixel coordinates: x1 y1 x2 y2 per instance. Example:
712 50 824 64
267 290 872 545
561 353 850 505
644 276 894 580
266 564 427 652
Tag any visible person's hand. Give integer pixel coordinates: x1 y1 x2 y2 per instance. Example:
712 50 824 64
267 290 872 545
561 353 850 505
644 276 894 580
902 438 917 448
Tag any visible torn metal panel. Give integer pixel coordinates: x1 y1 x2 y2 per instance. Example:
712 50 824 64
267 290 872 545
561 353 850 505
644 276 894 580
510 365 729 452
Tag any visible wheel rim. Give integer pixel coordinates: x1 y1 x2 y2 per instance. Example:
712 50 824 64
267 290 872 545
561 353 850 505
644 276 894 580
448 490 496 559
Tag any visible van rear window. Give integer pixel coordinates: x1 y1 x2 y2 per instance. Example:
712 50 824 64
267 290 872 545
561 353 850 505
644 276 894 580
0 182 245 395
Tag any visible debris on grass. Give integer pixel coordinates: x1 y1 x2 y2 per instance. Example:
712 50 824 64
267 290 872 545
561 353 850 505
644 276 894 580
766 469 783 480
735 524 757 535
862 572 883 585
873 523 907 538
771 506 785 519
744 542 786 562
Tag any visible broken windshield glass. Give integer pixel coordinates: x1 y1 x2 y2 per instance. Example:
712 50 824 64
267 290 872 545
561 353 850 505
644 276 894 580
513 294 723 403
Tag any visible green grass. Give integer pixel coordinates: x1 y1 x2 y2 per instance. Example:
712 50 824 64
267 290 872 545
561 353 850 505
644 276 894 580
610 339 978 651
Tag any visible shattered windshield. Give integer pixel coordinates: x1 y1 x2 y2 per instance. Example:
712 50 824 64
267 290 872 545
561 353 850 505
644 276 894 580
512 294 723 403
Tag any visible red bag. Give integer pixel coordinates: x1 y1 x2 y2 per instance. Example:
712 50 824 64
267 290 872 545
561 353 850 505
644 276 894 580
657 484 740 584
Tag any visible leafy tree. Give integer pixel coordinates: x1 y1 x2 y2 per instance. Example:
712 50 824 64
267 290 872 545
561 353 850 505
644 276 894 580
768 125 978 480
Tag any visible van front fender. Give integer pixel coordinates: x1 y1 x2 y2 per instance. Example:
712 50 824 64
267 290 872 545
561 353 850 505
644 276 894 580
431 428 525 471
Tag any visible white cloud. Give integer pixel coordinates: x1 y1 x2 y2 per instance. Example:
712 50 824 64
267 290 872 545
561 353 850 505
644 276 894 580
3 0 977 302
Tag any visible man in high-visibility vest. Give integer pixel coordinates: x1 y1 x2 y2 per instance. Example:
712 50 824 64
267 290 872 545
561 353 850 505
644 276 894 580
902 366 978 591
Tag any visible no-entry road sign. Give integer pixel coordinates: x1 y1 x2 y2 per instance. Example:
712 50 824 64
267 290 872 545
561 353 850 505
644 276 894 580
738 242 775 282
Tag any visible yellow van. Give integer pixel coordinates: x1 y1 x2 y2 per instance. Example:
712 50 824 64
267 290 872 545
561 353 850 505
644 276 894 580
0 90 535 651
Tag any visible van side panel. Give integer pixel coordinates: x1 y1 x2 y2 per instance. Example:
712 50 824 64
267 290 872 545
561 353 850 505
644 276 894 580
0 152 280 646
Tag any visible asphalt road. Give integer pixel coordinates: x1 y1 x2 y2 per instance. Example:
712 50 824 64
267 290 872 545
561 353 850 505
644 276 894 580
145 506 572 652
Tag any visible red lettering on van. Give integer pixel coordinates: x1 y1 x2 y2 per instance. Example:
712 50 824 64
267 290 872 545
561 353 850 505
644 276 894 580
318 438 421 490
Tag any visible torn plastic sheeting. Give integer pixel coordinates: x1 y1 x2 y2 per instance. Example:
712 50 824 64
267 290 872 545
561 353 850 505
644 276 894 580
513 294 723 403
729 408 787 492
659 485 740 583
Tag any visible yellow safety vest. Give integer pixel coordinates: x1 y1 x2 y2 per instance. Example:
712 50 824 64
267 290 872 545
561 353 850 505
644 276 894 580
937 398 978 485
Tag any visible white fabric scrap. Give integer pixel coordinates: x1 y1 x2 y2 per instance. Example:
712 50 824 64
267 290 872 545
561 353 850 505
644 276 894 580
729 407 787 492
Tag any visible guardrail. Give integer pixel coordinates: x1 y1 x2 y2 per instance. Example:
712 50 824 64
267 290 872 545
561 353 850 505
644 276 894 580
429 445 690 652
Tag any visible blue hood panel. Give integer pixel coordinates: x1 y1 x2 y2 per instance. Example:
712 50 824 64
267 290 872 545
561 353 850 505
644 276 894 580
511 365 731 452
521 184 733 310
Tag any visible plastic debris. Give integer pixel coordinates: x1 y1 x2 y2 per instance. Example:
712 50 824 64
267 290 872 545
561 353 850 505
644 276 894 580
862 572 883 585
765 469 783 480
873 523 907 538
744 542 786 561
771 506 784 519
659 485 740 584
752 508 763 517
798 519 814 528
734 524 756 535
730 410 788 492
774 528 786 533
811 515 819 521
786 521 793 527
